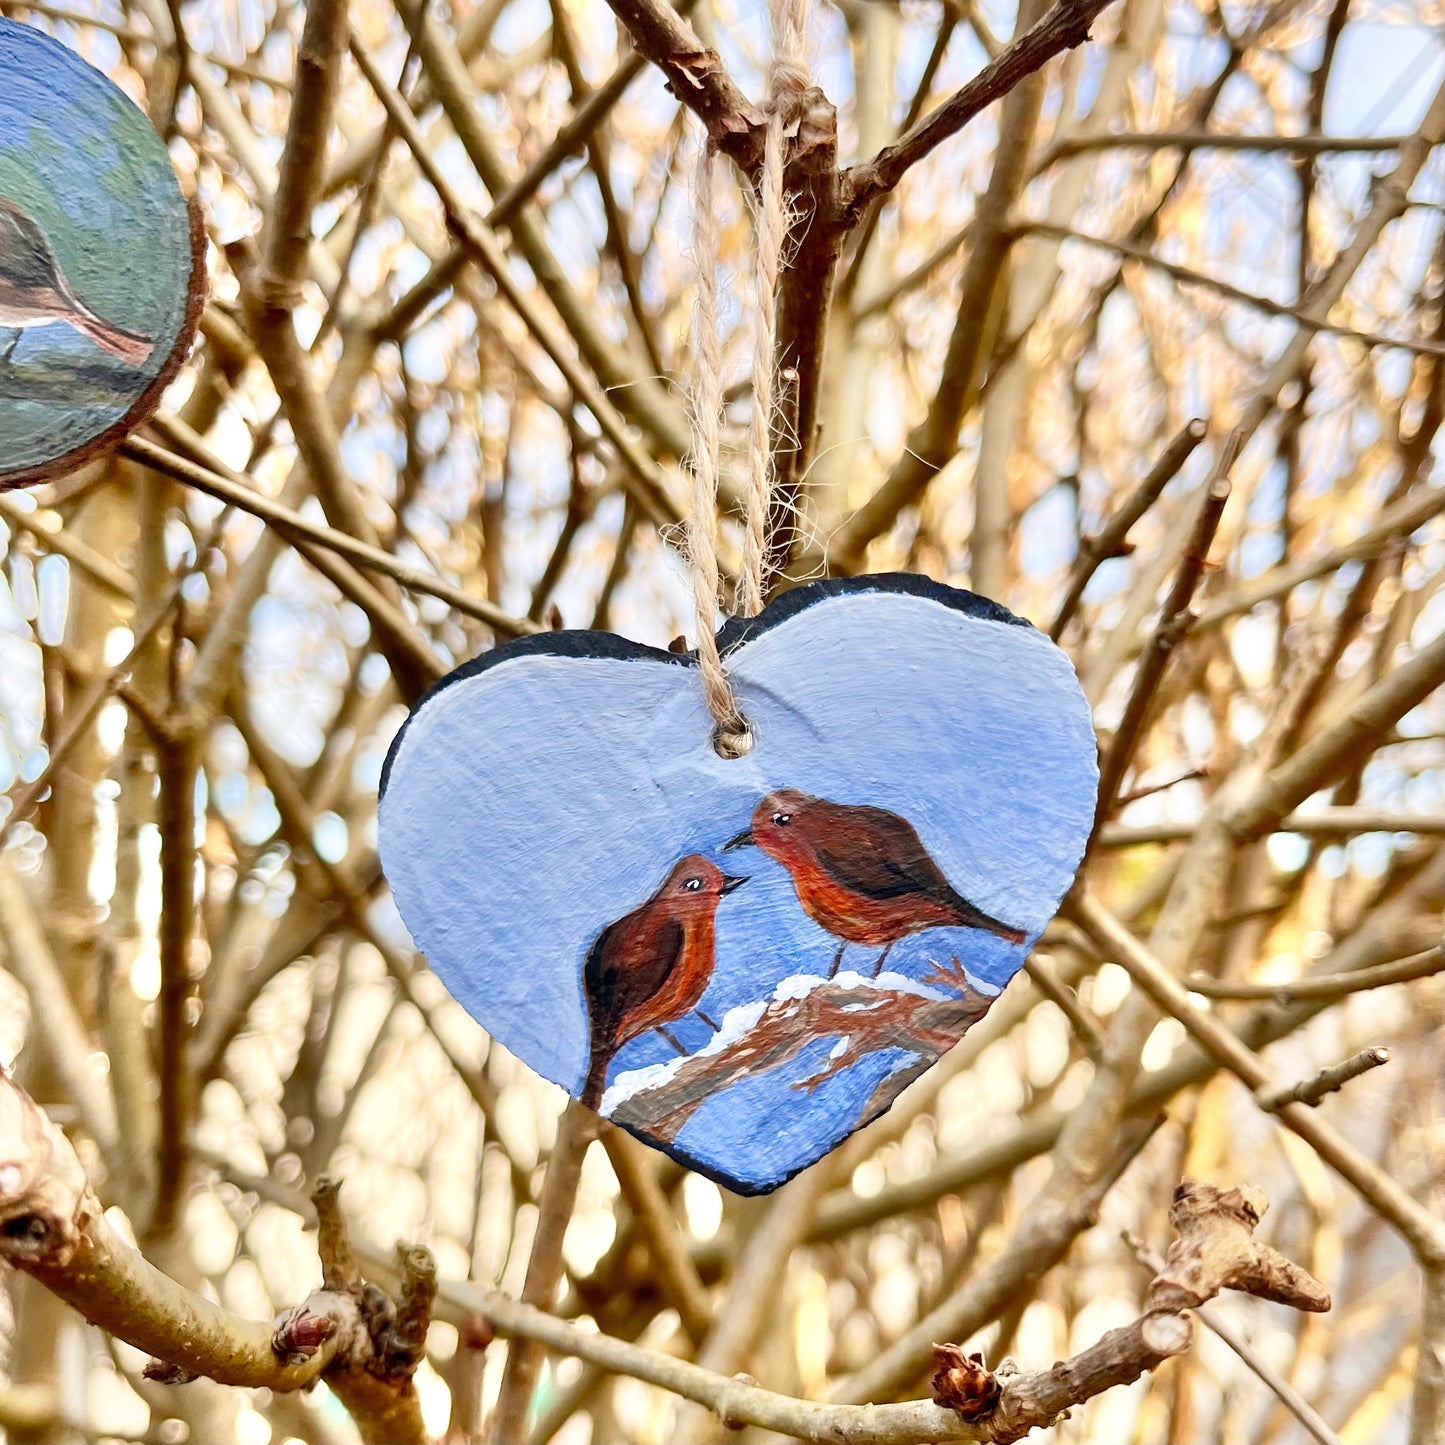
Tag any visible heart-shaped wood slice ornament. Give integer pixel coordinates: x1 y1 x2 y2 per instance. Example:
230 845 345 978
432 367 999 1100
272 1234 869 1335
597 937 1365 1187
379 575 1097 1194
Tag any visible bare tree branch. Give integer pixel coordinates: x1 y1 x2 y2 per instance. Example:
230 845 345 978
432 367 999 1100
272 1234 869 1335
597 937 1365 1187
1069 891 1445 1265
602 0 766 174
0 1074 435 1441
842 0 1119 219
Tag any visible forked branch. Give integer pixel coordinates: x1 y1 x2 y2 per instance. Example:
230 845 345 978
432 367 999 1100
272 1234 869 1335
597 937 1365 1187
842 0 1119 220
0 1070 1335 1445
0 1071 435 1445
431 1176 1328 1443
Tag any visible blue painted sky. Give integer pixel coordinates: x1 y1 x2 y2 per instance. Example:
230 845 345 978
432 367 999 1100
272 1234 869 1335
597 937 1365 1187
381 587 1097 1189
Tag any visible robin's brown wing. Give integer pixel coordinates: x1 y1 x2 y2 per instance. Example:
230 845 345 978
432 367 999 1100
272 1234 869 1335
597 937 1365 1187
583 911 685 1045
809 801 955 902
813 800 1027 941
0 198 66 292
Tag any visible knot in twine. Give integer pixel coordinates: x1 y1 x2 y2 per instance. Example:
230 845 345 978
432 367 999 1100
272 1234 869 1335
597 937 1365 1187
686 0 814 758
768 56 811 103
765 0 812 107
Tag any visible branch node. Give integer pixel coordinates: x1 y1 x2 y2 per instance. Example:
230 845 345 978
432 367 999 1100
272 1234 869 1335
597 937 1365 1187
371 1246 438 1380
931 1343 1001 1418
1256 1047 1392 1112
0 1067 99 1271
1148 1179 1331 1315
143 1359 201 1385
1139 1311 1193 1355
272 1301 339 1364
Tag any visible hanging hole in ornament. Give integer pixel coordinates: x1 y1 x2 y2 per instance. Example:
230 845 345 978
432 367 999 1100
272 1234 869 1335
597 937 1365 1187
713 720 754 760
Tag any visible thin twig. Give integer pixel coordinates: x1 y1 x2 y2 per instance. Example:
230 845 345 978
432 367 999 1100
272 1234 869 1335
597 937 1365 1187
1068 890 1445 1266
349 34 685 530
0 591 181 848
487 1101 599 1443
1126 1233 1342 1445
1092 459 1234 832
842 0 1119 218
1024 956 1107 1054
0 497 135 601
1186 947 1443 1002
149 709 200 1238
428 1177 1324 1444
1101 808 1445 847
1050 417 1208 638
1256 1047 1391 1111
1022 221 1445 355
1197 482 1445 629
600 0 766 175
1227 634 1445 841
0 864 121 1160
1038 129 1411 163
601 1128 712 1344
122 434 536 638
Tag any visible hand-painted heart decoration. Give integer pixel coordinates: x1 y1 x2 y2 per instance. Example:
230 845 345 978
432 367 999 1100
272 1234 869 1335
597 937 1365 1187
379 575 1097 1193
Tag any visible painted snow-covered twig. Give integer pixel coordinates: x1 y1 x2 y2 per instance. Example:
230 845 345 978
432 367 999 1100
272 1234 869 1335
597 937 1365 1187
608 966 995 1143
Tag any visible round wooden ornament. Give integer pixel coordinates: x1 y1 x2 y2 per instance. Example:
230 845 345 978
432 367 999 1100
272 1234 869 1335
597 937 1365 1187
0 19 204 490
379 576 1098 1194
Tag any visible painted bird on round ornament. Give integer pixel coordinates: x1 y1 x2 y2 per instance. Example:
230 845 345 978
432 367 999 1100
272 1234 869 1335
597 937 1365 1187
0 196 154 365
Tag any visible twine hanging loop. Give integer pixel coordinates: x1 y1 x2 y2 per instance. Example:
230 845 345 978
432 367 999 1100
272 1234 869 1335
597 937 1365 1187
686 0 813 756
685 142 753 758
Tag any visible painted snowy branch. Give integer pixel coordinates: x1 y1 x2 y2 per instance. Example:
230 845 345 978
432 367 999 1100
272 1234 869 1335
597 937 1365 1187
609 968 994 1143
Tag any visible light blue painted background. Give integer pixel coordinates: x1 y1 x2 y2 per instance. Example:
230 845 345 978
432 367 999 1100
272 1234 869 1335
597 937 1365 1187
0 19 192 466
380 590 1098 1190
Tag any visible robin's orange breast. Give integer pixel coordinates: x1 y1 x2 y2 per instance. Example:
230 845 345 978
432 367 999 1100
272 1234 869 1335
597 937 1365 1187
788 860 961 944
614 917 716 1045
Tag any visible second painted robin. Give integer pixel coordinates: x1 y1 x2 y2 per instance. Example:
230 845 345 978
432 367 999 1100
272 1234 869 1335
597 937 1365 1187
0 194 154 367
726 788 1025 977
580 855 747 1109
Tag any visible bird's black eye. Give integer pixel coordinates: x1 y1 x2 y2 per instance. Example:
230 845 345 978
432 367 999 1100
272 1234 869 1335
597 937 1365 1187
683 877 703 891
772 812 791 826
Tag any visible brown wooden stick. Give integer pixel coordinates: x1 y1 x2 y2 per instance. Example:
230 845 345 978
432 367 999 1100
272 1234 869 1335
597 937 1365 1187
0 1075 1331 1442
1227 634 1445 840
601 0 766 174
1050 417 1209 638
486 1101 599 1443
601 1128 713 1343
1091 459 1234 832
841 0 1118 219
1185 946 1443 1002
124 431 536 638
0 1082 435 1442
1069 891 1445 1266
1255 1047 1391 1111
1022 221 1445 355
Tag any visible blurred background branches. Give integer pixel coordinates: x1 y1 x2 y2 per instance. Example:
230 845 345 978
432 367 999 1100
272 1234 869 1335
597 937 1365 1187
0 0 1440 1438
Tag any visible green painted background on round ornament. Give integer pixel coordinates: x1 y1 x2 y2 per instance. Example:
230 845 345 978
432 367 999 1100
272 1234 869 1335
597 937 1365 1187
0 20 193 468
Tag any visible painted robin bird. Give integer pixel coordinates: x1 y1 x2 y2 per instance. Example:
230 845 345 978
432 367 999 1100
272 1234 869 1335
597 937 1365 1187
580 854 747 1110
725 789 1026 977
0 195 154 366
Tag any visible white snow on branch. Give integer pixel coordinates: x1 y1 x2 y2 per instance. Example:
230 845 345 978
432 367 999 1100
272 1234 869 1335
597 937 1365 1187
599 966 998 1114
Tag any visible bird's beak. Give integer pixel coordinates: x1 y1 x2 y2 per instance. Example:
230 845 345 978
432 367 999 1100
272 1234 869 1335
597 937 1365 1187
720 874 749 895
723 828 753 851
